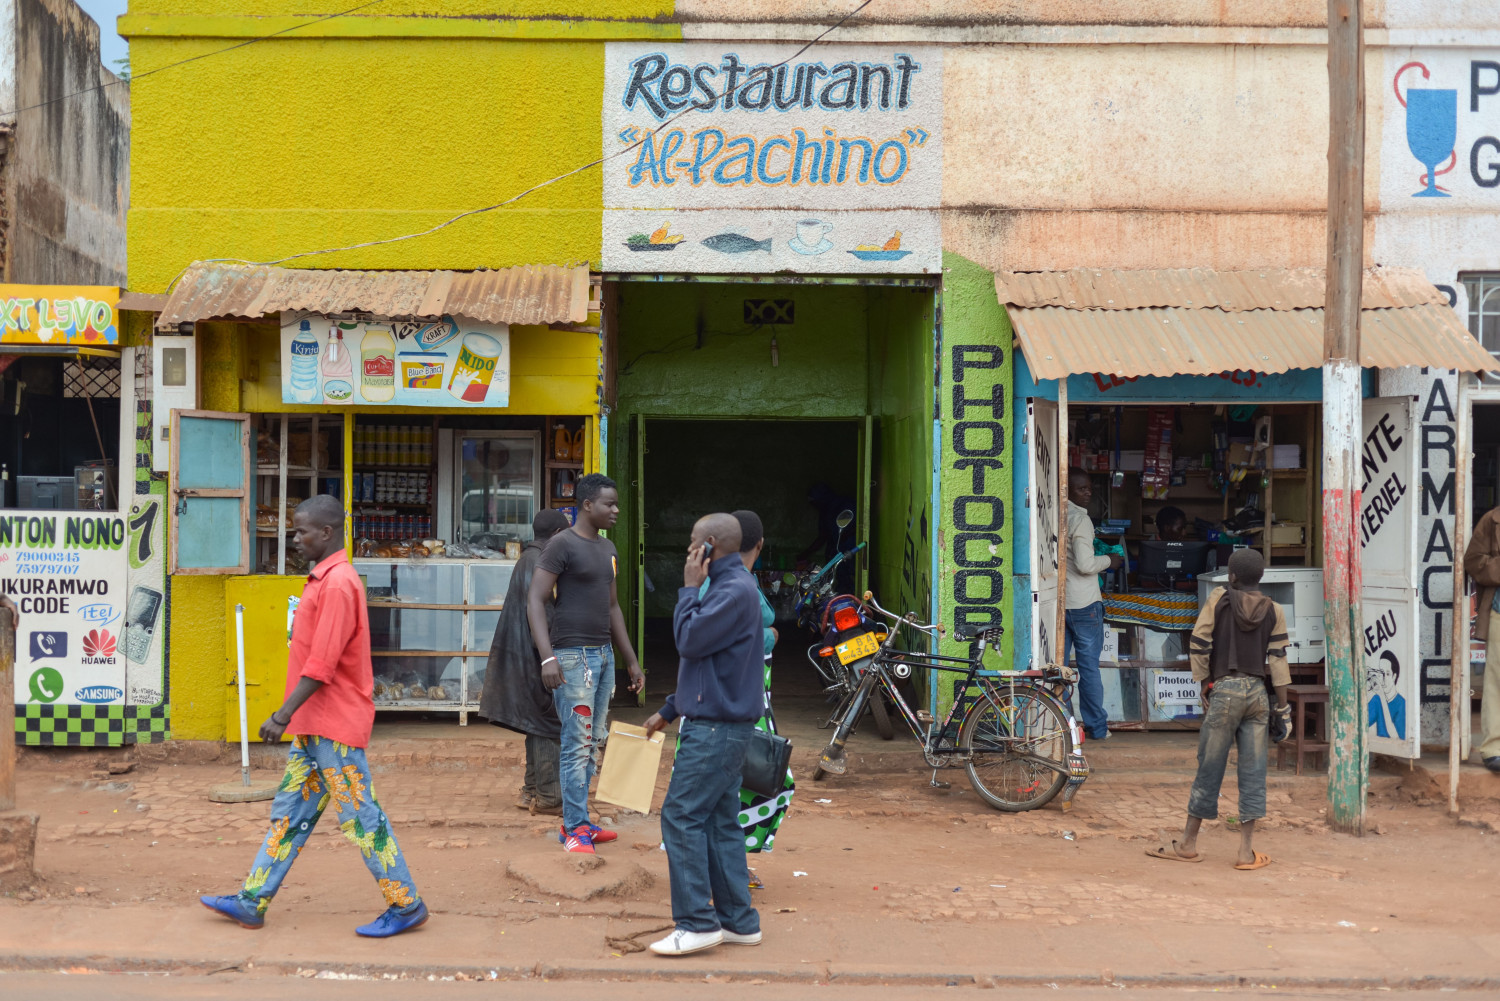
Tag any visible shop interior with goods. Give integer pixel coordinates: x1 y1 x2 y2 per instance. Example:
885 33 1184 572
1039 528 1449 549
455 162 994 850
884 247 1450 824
1063 401 1326 730
250 409 588 722
0 353 120 511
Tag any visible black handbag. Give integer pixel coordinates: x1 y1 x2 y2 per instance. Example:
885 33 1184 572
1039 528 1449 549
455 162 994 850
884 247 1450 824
740 727 793 798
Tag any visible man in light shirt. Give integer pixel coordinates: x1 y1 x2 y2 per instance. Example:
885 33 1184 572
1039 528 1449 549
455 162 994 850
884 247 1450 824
1065 468 1122 743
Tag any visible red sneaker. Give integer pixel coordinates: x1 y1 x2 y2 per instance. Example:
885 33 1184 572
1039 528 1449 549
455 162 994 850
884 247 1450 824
563 824 595 854
560 822 617 845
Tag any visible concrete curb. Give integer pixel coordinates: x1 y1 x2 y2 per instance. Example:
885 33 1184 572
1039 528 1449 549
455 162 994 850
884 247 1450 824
1 950 1497 990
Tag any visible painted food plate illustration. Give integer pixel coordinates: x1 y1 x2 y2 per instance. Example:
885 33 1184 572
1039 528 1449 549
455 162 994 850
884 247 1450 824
626 224 686 251
847 249 912 261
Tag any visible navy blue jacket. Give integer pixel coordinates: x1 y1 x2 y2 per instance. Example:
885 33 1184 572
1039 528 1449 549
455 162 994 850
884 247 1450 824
659 553 764 723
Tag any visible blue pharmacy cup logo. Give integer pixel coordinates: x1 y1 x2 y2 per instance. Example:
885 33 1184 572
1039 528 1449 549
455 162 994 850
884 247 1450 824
1405 87 1457 197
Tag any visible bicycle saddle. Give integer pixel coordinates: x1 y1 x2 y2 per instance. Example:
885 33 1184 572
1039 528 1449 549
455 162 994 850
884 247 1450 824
954 626 1005 645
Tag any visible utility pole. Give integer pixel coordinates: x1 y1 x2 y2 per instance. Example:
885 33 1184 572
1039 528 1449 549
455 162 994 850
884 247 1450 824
1323 0 1367 835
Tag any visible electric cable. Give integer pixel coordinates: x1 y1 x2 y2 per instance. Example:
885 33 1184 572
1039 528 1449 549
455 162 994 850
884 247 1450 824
189 0 881 272
0 0 391 120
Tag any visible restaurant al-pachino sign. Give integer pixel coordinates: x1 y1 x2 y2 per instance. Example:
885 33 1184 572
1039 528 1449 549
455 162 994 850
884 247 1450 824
0 284 119 346
601 43 942 274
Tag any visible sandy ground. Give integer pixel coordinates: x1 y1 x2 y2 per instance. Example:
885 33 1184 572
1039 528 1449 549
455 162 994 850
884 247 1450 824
3 706 1499 987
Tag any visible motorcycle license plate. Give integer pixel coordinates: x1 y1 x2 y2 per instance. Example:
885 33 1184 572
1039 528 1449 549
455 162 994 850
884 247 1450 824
836 631 879 665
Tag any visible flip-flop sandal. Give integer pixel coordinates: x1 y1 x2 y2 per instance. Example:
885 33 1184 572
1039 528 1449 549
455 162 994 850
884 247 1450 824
1234 851 1272 871
1145 841 1203 863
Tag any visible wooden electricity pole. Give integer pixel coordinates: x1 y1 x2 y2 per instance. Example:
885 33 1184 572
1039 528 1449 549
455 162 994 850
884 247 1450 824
1323 0 1367 835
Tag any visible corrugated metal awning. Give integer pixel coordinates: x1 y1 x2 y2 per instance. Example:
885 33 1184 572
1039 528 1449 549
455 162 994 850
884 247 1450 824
157 263 590 329
998 267 1499 379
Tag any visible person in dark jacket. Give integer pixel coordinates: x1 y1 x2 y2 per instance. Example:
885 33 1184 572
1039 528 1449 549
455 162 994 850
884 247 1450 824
644 512 764 957
478 509 572 816
1462 505 1500 771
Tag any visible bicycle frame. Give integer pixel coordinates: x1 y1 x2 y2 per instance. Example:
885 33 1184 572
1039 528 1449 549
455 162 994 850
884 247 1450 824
824 596 1091 810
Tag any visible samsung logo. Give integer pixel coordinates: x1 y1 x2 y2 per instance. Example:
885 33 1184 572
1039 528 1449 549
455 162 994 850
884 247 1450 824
75 686 123 704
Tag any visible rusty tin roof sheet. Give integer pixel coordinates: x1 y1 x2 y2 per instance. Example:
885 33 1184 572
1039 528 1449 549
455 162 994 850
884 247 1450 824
158 263 590 328
1009 303 1499 380
995 267 1448 311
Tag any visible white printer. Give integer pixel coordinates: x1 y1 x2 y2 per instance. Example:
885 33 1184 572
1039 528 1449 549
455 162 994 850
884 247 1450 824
1196 567 1325 665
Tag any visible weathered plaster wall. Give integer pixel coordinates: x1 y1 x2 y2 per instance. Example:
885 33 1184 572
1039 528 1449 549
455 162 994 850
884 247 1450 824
8 0 128 284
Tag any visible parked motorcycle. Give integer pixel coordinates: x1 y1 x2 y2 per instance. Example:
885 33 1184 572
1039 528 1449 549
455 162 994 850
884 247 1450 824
788 510 895 740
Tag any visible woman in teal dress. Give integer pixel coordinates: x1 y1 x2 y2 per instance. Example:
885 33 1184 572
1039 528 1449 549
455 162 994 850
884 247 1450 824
695 511 795 885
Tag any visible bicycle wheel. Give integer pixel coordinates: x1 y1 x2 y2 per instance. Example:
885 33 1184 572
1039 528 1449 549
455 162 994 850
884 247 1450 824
958 684 1070 812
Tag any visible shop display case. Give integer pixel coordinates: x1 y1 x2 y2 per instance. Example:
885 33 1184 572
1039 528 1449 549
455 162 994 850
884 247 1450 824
358 557 515 723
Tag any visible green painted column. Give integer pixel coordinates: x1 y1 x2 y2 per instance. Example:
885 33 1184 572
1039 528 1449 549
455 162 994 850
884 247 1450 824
936 253 1014 712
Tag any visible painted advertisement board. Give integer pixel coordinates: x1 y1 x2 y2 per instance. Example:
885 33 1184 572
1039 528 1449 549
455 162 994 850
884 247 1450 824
601 43 942 274
2 512 129 709
279 314 510 408
1360 396 1422 757
0 284 119 346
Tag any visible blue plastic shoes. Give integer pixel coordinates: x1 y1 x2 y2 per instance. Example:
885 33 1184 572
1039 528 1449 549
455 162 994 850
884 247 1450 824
199 894 264 929
356 901 430 938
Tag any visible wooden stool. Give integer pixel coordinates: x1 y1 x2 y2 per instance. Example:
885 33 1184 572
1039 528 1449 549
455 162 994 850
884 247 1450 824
1277 684 1330 775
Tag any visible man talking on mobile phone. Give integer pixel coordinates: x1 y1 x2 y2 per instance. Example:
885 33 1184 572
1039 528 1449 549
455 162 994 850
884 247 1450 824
643 512 764 956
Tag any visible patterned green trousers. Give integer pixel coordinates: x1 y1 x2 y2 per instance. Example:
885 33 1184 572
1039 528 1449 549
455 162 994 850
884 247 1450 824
238 734 421 916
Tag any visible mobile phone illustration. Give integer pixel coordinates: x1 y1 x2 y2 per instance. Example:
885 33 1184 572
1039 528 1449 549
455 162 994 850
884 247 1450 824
122 585 164 664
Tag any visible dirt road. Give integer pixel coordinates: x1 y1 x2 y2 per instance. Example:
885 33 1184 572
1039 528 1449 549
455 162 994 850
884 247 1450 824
2 718 1498 988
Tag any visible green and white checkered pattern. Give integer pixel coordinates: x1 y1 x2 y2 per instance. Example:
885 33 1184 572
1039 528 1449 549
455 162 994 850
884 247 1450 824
15 702 170 747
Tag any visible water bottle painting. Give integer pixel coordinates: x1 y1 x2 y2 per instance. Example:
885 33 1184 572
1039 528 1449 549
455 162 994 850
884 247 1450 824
279 313 510 408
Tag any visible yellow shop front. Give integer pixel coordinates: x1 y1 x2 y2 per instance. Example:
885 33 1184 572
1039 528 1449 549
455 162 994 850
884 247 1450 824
156 264 600 740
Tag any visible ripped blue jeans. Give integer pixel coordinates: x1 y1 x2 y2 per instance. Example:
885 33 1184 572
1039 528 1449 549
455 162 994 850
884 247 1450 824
551 645 615 831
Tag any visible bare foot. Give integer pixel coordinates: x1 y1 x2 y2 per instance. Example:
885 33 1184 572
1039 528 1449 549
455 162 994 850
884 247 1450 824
1171 839 1199 860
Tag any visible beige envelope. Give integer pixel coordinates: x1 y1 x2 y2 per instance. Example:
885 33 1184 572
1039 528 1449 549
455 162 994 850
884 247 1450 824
595 720 667 815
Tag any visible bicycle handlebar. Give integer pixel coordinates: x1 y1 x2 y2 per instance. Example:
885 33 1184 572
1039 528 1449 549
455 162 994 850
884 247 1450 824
861 590 945 636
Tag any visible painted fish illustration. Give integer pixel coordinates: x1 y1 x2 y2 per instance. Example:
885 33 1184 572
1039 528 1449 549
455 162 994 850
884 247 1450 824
701 233 772 254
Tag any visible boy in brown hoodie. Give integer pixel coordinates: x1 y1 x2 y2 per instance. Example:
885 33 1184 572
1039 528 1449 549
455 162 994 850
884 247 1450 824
1150 548 1291 869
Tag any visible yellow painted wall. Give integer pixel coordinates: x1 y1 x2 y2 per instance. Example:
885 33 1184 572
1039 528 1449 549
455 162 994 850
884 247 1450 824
168 574 230 739
123 7 678 293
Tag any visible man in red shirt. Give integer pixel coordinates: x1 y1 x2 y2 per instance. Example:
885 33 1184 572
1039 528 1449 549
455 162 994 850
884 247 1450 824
201 495 427 937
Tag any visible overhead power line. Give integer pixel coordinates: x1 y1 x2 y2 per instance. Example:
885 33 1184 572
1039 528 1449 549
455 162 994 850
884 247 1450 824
0 0 390 120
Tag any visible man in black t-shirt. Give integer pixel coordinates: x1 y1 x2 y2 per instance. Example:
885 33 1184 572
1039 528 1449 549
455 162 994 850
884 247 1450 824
528 473 644 854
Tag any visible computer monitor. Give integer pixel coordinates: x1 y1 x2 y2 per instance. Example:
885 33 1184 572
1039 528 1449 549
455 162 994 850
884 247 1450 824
17 475 76 510
1137 540 1212 581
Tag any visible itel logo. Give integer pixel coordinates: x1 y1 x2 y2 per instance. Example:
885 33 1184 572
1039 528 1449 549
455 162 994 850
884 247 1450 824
82 628 117 664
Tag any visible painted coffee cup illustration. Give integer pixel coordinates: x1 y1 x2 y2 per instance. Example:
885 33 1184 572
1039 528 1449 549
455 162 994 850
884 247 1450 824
796 218 834 246
448 332 502 402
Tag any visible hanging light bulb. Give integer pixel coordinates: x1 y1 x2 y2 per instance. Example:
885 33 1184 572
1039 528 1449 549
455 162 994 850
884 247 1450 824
771 335 779 367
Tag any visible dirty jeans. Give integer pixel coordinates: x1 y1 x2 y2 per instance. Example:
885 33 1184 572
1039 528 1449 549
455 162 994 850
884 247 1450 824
238 734 421 917
1064 601 1109 740
1187 675 1270 822
523 734 562 808
552 644 614 831
661 717 759 935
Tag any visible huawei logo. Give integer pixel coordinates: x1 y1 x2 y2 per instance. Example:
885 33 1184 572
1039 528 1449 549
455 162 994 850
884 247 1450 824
82 629 117 658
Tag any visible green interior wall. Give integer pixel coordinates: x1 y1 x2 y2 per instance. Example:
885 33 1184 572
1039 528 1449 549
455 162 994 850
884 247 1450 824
867 286 935 626
610 281 933 664
936 253 1015 712
638 419 859 618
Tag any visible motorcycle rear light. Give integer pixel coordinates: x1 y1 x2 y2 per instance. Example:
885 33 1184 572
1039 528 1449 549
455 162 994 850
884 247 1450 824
833 607 861 631
819 646 835 658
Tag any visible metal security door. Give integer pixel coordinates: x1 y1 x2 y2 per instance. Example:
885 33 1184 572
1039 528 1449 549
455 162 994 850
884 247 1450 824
1360 396 1420 757
1028 399 1061 669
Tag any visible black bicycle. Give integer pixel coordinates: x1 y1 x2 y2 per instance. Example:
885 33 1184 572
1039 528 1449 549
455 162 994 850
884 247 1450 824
813 591 1090 812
